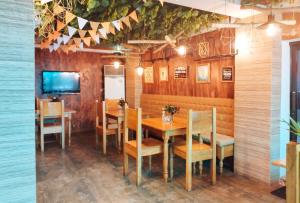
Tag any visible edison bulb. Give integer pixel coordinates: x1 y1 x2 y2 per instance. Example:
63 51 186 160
177 46 187 56
136 66 144 76
113 61 120 69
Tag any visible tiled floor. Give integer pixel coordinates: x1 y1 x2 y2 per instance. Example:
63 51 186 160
37 132 285 203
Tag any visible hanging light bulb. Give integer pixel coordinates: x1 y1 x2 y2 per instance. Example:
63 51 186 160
136 66 144 76
113 61 120 69
176 45 187 56
266 23 280 37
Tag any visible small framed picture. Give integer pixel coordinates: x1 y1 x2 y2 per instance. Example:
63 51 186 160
144 66 154 83
159 67 168 81
196 63 210 83
221 67 233 82
174 66 188 79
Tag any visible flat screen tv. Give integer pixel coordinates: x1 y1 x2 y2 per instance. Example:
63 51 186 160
42 71 80 94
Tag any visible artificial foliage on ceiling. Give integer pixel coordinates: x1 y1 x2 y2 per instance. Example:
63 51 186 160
35 0 223 45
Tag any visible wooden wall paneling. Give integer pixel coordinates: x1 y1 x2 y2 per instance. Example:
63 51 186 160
234 28 281 184
142 28 235 99
35 49 110 132
0 0 36 202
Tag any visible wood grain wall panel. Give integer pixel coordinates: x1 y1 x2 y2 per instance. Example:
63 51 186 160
142 29 235 99
35 49 114 132
234 28 281 184
0 0 36 202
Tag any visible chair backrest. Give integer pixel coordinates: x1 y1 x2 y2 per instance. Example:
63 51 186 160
96 100 106 127
40 100 64 129
124 106 142 153
105 99 120 111
36 98 52 110
186 108 217 155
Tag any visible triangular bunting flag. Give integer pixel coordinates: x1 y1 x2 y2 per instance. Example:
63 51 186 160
61 45 69 54
41 0 53 5
53 3 64 15
52 31 60 40
73 38 82 47
78 30 87 38
53 42 60 51
93 34 100 44
56 20 65 31
88 30 97 38
112 20 121 31
90 21 100 30
63 34 71 44
49 45 54 52
77 17 88 29
57 36 63 45
79 42 84 49
65 11 76 24
129 10 139 23
69 44 77 52
121 16 131 29
159 0 164 6
67 39 74 45
109 25 115 35
101 22 110 33
99 28 107 39
67 26 77 37
83 37 91 47
48 33 54 41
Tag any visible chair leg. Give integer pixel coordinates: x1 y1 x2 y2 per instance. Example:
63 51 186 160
136 155 142 186
211 156 216 185
192 163 196 175
220 159 224 174
95 131 99 148
199 161 203 176
186 160 192 191
61 132 65 150
123 152 129 176
148 156 152 174
41 133 44 152
103 134 107 154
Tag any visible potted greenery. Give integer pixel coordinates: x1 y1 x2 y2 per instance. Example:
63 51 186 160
118 98 127 109
162 104 180 123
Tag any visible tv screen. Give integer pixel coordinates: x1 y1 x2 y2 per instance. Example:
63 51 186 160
42 71 80 94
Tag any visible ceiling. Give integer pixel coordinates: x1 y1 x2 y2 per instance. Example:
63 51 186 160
164 0 261 19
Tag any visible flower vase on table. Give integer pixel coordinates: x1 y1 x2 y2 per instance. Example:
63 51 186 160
162 105 180 124
118 98 127 110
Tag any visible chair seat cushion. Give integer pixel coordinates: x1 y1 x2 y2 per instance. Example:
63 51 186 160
200 133 234 147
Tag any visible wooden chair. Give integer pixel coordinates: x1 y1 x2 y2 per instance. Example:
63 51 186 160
39 100 65 152
174 108 217 191
95 100 118 154
123 107 163 186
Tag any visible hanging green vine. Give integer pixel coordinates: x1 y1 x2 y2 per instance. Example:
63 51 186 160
35 0 223 44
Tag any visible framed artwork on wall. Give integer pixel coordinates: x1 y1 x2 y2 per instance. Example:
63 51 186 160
159 67 168 81
221 66 234 82
196 63 210 83
174 66 188 79
144 66 154 83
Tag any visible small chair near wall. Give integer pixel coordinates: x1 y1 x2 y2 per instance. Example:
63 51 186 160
123 107 163 186
95 100 118 154
174 108 217 191
39 100 65 152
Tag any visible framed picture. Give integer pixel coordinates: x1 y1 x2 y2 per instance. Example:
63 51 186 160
198 42 209 58
221 67 233 82
196 63 210 83
159 67 168 81
144 66 154 83
174 66 188 79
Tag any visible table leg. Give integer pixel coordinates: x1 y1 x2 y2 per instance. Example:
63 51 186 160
117 118 121 151
170 136 175 180
69 114 72 147
163 133 169 183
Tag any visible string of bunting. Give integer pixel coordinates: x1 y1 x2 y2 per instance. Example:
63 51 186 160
39 1 141 54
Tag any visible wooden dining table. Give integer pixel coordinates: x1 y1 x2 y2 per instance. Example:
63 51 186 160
142 117 187 182
106 109 153 151
35 110 76 146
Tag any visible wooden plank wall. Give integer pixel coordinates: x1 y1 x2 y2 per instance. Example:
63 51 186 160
0 0 36 202
142 29 235 99
35 49 115 132
234 28 281 184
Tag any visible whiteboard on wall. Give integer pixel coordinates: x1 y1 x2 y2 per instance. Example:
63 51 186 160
104 65 125 100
